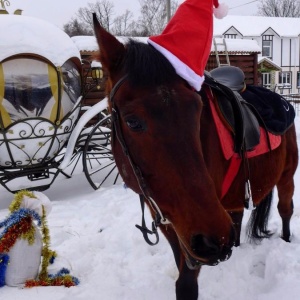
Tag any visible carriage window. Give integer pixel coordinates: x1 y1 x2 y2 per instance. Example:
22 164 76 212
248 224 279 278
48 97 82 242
1 58 54 123
278 72 292 88
61 59 81 118
0 57 81 125
262 35 273 59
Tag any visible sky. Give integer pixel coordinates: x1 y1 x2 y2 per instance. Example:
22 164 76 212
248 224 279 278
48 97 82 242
4 0 259 30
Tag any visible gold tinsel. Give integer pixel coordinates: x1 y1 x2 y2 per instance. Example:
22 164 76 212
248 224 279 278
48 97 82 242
9 190 36 213
38 206 56 280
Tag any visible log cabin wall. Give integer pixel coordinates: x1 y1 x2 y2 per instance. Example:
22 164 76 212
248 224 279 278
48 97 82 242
206 53 259 85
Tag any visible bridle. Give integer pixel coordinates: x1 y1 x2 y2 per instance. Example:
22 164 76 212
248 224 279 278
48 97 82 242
109 75 171 246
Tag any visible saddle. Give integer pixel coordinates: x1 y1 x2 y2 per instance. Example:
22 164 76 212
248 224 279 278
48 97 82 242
203 66 261 153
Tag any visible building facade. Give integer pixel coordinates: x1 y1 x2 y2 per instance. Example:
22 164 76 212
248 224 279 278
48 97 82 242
214 16 300 95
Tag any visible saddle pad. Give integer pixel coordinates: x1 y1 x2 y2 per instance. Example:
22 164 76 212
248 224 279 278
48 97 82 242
209 96 281 160
241 85 295 135
208 93 282 199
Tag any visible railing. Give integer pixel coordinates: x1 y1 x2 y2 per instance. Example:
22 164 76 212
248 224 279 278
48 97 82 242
284 94 300 117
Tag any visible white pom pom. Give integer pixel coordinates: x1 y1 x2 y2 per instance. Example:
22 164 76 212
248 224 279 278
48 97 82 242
214 3 228 19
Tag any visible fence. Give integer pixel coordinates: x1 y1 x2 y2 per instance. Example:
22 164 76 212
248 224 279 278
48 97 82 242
284 94 300 117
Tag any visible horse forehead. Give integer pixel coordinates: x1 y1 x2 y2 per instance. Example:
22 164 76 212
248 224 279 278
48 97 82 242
156 85 175 101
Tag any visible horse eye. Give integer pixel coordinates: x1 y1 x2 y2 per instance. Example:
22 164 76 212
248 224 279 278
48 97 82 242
125 118 146 132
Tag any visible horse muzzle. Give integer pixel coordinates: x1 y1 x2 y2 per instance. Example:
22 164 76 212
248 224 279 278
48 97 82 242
183 227 236 269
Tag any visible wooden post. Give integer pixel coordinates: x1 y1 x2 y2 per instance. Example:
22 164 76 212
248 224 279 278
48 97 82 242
166 0 171 22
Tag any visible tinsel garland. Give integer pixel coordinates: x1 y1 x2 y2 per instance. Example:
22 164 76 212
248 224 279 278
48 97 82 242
39 206 56 280
25 268 79 288
0 209 41 252
9 190 36 213
24 206 79 288
0 191 79 288
0 217 32 253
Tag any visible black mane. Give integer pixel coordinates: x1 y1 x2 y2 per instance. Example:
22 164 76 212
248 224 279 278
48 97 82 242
123 39 178 87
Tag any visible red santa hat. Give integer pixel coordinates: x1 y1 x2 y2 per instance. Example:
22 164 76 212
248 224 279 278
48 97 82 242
148 0 228 91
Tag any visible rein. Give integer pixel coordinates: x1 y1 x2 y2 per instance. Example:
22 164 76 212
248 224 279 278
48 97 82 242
109 75 170 246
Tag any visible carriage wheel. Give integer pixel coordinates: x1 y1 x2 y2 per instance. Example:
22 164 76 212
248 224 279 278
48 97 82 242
82 115 121 190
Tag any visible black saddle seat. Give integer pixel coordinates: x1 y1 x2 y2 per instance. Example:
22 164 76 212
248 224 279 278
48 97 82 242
210 66 246 92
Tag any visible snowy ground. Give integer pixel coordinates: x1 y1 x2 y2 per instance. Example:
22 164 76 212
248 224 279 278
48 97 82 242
0 117 300 300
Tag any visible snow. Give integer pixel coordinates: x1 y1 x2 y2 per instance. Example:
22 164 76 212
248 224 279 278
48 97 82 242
0 15 81 65
212 38 260 53
0 117 299 300
214 15 300 38
72 36 149 53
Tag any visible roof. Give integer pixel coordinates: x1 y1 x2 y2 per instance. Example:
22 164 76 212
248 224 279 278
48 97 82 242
72 35 260 55
0 15 81 65
212 38 260 54
71 36 149 53
258 57 282 71
214 15 300 38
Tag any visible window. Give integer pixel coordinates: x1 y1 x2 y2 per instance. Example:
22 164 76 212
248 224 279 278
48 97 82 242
297 72 300 88
262 35 273 58
262 72 271 88
278 71 292 88
224 34 237 39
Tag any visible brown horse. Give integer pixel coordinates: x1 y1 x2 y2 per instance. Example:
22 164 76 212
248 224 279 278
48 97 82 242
93 15 298 300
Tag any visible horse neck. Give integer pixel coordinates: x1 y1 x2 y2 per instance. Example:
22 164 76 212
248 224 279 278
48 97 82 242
200 92 228 195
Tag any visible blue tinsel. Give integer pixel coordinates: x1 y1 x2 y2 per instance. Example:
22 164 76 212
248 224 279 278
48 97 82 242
0 208 41 240
48 268 80 285
0 253 9 287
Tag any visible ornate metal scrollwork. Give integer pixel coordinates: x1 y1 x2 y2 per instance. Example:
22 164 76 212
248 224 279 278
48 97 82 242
0 104 80 169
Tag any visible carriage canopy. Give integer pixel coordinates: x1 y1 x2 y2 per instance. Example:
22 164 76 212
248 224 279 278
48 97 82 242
0 15 82 128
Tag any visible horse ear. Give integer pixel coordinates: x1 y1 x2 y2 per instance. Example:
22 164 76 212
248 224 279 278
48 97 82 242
93 13 125 76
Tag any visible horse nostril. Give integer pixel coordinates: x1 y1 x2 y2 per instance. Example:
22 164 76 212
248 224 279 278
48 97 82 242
191 234 220 257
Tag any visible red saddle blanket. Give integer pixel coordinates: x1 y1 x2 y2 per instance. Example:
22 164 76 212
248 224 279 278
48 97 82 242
208 93 281 199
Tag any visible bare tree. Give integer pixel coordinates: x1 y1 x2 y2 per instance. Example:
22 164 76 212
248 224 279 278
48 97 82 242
63 0 180 37
64 19 93 37
137 0 179 36
63 0 115 34
258 0 300 17
112 10 134 36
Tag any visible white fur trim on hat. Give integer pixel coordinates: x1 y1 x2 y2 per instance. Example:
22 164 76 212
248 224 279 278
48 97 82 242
148 39 204 91
214 2 228 19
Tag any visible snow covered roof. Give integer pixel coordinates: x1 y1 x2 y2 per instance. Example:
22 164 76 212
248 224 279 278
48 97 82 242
0 15 81 66
214 15 300 38
258 57 282 71
212 38 260 53
71 36 149 53
72 35 260 54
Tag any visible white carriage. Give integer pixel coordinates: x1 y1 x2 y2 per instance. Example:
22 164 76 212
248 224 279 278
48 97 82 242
0 15 119 192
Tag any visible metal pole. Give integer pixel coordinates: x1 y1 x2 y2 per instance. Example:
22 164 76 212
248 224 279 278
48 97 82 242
166 0 171 22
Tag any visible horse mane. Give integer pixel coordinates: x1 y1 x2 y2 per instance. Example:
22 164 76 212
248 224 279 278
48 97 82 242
123 39 178 87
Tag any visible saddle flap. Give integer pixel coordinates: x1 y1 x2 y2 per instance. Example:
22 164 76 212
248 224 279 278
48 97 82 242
203 75 261 153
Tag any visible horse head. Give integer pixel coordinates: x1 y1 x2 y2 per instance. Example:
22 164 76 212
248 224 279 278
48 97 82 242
93 15 235 268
